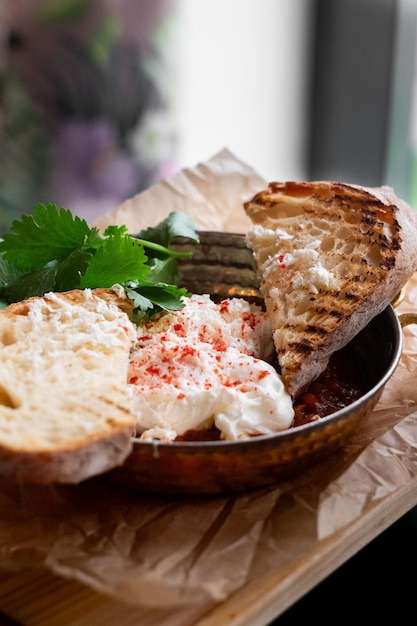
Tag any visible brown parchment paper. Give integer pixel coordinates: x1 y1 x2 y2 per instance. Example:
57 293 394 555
0 149 417 612
93 147 266 234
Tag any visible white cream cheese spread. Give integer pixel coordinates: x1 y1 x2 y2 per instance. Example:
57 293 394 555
247 226 340 295
128 294 294 441
24 289 136 366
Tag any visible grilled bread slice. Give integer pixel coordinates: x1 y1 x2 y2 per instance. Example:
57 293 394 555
0 288 136 484
244 181 417 398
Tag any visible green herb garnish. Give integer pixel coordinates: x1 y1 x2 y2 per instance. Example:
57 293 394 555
0 203 199 320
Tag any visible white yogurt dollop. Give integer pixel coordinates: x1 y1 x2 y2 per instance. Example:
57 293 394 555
129 295 294 441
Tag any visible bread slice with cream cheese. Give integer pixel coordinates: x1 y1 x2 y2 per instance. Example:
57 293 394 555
244 181 417 398
0 288 136 484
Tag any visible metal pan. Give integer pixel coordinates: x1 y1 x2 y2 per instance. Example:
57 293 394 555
105 231 416 495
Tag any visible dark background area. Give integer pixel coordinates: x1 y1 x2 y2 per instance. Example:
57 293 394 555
307 0 416 201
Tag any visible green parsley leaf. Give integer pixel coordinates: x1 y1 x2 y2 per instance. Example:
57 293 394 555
138 284 190 311
0 203 199 318
54 250 93 292
137 211 199 253
125 282 190 323
79 233 149 289
103 224 129 237
0 203 96 271
145 256 179 285
0 254 24 288
0 265 58 302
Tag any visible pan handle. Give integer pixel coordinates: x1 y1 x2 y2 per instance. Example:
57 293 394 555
399 313 417 328
392 287 407 308
392 284 417 328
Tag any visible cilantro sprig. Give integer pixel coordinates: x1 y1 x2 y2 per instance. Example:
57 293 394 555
0 203 199 320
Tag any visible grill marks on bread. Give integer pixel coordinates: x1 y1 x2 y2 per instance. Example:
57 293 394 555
244 181 417 398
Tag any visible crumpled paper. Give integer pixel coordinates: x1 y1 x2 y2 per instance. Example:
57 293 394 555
317 284 417 539
94 147 266 234
0 149 416 613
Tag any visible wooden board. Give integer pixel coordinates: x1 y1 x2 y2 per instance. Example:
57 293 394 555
0 478 416 626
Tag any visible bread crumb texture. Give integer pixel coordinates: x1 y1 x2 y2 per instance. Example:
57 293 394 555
244 181 417 396
0 289 136 483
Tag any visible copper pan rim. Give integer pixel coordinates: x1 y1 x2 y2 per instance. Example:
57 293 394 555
130 304 404 452
105 231 414 494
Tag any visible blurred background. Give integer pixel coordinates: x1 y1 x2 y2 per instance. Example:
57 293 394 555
176 0 311 185
179 0 417 202
0 0 416 229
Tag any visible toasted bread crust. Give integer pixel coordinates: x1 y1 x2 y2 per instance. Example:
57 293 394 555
244 181 417 397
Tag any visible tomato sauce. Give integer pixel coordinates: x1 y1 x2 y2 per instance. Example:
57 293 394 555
292 350 364 427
